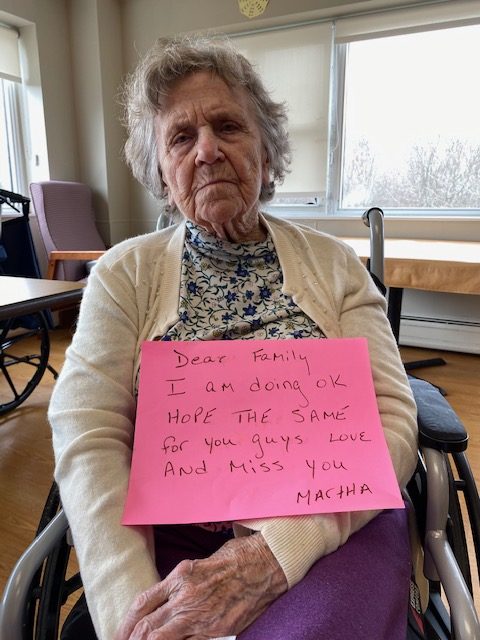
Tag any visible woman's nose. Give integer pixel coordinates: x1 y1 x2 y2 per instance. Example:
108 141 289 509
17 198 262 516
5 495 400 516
195 129 225 165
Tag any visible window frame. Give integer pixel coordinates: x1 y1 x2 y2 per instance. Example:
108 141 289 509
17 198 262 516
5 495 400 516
329 33 480 220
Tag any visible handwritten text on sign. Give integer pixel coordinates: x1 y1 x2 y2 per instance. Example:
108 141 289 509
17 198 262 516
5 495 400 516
122 338 403 525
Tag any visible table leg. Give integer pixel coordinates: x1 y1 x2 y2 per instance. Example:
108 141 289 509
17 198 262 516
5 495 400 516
388 287 447 393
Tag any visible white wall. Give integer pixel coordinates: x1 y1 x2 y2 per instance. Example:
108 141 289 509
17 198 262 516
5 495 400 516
67 0 130 244
0 0 130 246
0 2 77 183
96 0 131 244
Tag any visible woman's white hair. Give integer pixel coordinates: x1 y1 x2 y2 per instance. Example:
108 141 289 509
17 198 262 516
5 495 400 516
122 34 291 205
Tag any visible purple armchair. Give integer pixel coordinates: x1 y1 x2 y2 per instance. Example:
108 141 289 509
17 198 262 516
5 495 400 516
29 181 106 280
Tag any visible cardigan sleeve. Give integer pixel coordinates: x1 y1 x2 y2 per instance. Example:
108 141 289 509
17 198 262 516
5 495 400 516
234 243 418 589
48 255 160 640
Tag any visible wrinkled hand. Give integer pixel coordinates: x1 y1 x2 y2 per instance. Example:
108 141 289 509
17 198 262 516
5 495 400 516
115 532 287 640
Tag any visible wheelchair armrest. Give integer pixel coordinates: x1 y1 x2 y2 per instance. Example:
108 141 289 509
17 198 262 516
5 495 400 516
408 376 468 453
0 510 68 640
47 250 105 279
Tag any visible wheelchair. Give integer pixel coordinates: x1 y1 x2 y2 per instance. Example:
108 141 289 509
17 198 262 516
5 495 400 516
1 210 479 640
0 189 56 415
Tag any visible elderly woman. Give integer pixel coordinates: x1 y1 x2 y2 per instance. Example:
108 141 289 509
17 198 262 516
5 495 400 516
49 36 417 640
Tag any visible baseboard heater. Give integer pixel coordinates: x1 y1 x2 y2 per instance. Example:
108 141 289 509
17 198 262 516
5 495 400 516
399 316 480 355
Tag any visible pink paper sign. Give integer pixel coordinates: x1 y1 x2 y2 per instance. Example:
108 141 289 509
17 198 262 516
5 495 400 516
122 338 403 525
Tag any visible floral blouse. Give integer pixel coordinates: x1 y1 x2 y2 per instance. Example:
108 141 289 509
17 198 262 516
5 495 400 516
156 221 325 533
160 220 326 343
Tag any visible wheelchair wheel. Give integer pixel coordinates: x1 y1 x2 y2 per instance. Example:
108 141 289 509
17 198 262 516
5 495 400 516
0 312 50 414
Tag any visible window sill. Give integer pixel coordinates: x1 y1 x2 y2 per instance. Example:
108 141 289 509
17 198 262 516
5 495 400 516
265 206 480 220
265 208 480 242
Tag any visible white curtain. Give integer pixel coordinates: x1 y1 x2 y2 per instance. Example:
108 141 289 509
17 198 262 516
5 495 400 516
1 79 28 196
0 24 26 200
234 22 333 202
0 25 21 82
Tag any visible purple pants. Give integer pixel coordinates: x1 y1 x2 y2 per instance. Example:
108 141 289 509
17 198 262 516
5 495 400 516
154 508 411 640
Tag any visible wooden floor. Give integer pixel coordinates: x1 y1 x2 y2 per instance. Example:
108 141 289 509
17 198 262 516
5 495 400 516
1 330 479 616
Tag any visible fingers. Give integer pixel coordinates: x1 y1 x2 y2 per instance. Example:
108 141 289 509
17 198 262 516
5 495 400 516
128 598 179 640
129 618 190 640
129 609 213 640
116 580 170 640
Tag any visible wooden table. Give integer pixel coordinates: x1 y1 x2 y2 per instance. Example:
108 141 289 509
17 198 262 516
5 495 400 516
0 276 84 321
0 276 84 413
345 238 480 294
343 238 480 342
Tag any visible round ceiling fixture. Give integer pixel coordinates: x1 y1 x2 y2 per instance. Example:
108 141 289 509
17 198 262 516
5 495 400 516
238 0 270 19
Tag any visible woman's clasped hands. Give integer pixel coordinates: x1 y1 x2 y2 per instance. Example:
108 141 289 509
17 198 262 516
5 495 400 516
115 533 287 640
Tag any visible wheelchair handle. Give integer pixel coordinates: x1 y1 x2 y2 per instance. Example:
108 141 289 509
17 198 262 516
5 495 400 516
0 189 30 217
362 207 384 285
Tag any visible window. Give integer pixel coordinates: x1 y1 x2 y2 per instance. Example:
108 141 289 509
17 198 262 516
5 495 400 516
232 1 480 217
1 78 27 195
0 80 11 189
338 25 480 214
0 25 27 198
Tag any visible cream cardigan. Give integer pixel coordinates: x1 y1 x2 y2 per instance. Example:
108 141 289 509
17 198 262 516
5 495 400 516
49 213 418 640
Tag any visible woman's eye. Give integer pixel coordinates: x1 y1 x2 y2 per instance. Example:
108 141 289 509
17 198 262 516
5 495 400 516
220 122 240 133
172 133 191 146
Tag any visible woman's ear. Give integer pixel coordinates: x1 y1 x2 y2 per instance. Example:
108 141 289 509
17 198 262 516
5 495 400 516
159 170 174 206
165 186 175 208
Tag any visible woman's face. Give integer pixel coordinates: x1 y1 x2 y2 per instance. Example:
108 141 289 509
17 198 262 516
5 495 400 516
155 71 269 241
